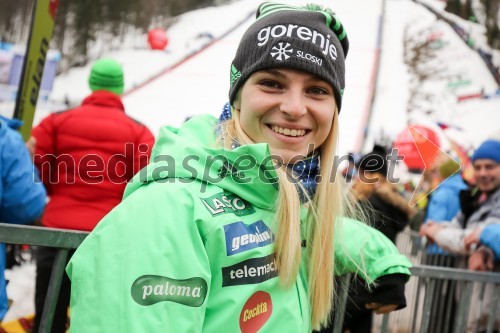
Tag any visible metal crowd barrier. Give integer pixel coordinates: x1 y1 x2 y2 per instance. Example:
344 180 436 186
1 223 500 333
0 223 88 333
371 228 500 333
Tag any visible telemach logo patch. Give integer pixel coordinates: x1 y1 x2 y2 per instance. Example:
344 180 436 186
131 275 207 307
222 254 278 287
224 220 274 256
239 291 273 333
201 192 255 217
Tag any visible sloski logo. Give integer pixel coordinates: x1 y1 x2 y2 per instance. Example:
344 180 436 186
270 42 293 61
201 192 255 217
224 220 274 256
131 275 207 307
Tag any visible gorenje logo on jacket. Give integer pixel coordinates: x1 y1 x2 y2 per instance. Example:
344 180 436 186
131 275 207 307
224 220 274 256
222 254 278 287
201 192 255 217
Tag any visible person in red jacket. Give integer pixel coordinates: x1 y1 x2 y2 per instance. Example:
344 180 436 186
30 58 155 333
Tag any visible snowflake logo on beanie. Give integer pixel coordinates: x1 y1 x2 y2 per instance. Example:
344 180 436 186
270 42 293 61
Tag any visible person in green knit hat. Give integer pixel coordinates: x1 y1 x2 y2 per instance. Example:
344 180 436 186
30 57 154 333
67 3 411 332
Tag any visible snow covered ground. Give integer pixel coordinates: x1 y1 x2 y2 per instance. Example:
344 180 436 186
2 0 500 326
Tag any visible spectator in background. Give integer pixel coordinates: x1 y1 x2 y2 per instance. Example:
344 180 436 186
465 223 500 271
333 145 414 333
420 138 500 332
421 139 500 255
354 145 414 243
424 157 468 258
426 158 468 222
0 116 46 322
30 58 155 333
420 157 468 333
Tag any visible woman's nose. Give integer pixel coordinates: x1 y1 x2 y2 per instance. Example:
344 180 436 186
279 91 307 119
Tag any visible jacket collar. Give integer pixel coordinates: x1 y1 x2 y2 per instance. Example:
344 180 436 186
82 90 125 111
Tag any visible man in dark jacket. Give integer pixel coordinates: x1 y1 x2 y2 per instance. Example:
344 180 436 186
30 58 155 333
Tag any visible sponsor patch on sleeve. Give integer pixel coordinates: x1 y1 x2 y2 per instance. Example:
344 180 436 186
201 192 255 217
221 254 278 287
131 275 207 307
224 220 274 256
239 291 273 333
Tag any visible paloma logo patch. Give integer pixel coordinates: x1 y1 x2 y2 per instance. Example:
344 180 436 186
131 275 207 307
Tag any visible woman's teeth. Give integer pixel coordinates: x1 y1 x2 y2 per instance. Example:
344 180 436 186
271 125 306 137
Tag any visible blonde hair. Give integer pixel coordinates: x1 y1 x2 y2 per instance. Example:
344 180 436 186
220 106 352 330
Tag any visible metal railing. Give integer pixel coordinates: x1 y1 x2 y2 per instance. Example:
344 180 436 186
371 228 500 333
1 223 499 333
0 223 88 333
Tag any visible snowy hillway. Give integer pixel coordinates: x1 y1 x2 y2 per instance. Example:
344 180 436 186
2 0 500 326
42 0 388 155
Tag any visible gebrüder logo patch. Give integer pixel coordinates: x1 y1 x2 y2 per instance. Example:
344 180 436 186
239 291 273 333
131 275 207 307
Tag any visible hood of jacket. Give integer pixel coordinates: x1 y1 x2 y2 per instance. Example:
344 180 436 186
124 115 279 210
439 173 467 192
82 90 125 111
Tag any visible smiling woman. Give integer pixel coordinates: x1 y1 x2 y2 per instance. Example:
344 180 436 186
66 3 412 333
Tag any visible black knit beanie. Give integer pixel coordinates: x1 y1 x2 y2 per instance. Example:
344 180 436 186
358 144 389 177
229 2 349 111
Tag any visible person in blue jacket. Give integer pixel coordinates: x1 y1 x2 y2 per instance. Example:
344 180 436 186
424 158 468 258
465 223 500 271
0 115 46 322
479 224 500 260
426 158 468 223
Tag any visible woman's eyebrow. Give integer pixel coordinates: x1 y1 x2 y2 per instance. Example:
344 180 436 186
306 75 327 83
260 69 287 78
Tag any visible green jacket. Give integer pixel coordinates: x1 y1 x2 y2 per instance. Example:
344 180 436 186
67 115 411 332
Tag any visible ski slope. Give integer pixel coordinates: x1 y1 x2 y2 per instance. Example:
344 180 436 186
42 0 386 156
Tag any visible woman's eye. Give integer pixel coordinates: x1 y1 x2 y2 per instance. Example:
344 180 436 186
259 80 281 89
308 87 329 95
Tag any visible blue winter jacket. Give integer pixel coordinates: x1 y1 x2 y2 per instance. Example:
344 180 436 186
480 224 500 261
425 174 467 254
0 117 46 321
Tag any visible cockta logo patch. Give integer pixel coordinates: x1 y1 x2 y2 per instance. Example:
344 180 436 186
131 275 207 307
239 291 273 333
224 220 274 256
201 192 255 217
